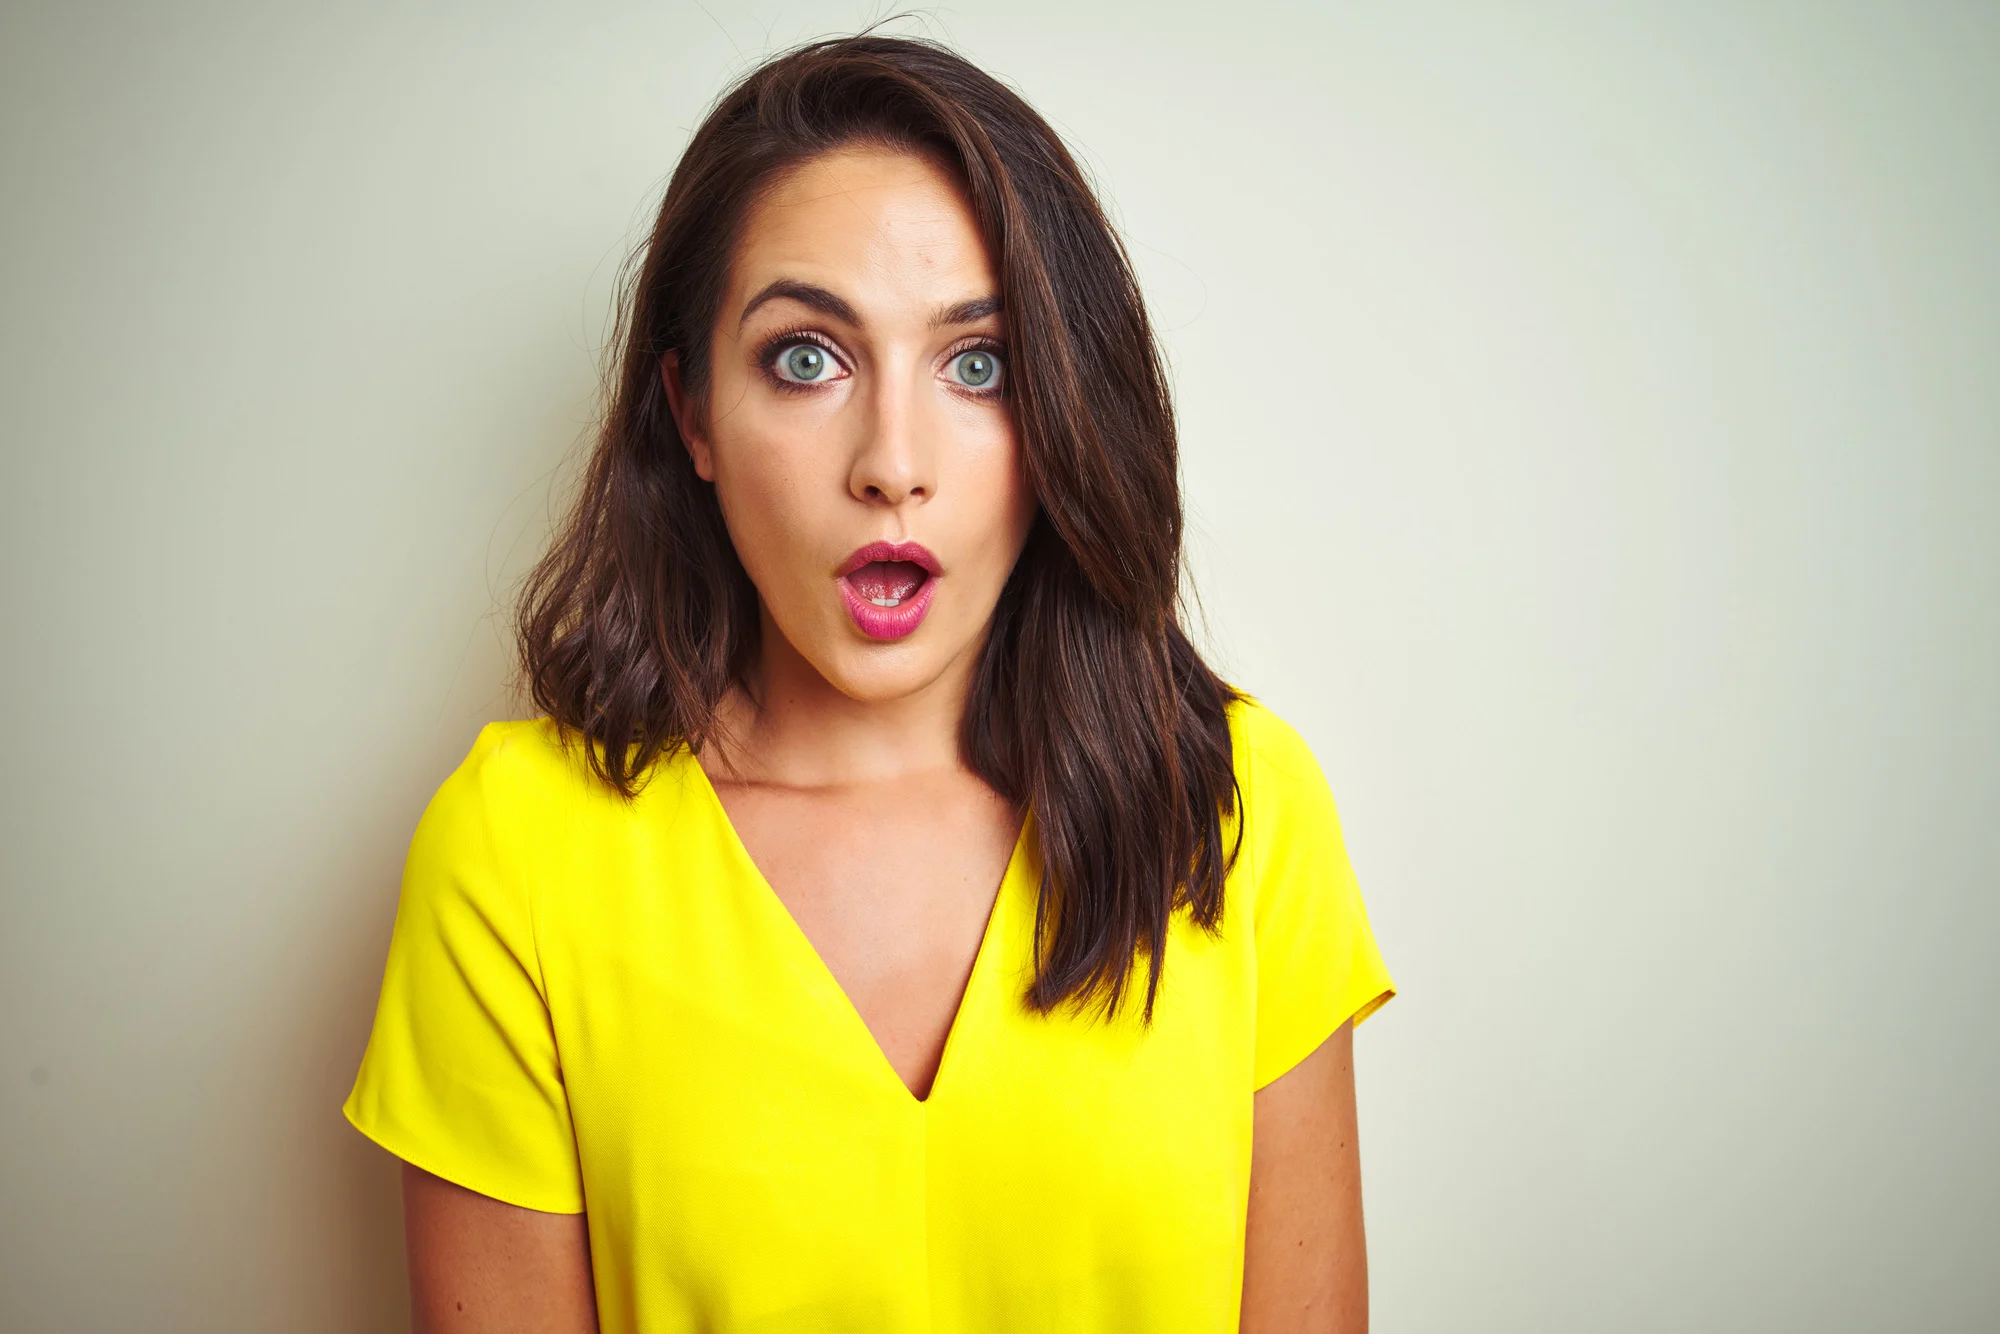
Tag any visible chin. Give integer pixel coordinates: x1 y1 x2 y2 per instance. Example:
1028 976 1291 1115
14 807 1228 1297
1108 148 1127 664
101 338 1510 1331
814 642 962 704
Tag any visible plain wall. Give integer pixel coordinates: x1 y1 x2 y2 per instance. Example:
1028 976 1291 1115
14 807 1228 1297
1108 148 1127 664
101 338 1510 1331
2 2 1994 1330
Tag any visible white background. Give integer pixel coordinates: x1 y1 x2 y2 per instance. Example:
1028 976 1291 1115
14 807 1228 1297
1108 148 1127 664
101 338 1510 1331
2 3 1994 1329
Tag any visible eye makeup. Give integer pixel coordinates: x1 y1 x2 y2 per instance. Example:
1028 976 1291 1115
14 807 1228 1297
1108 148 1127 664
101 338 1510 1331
752 324 849 393
746 325 1010 398
940 337 1008 397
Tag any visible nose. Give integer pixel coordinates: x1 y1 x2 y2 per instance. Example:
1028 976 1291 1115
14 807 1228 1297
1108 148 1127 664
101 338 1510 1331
847 362 935 508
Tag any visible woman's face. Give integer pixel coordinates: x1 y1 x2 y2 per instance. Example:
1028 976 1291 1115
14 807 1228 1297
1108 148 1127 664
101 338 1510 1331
665 144 1036 705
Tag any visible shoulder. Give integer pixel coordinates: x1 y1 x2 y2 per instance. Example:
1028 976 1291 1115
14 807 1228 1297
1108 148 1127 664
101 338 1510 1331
451 716 587 794
421 718 709 873
1226 692 1337 816
1222 692 1350 898
432 717 626 815
414 717 633 866
400 719 643 944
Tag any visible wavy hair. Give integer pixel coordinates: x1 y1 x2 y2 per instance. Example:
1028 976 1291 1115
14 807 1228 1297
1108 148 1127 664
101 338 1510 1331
518 32 1240 1024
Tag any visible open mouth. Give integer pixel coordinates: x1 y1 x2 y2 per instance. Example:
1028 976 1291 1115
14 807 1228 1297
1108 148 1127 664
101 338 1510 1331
846 560 930 608
837 541 941 640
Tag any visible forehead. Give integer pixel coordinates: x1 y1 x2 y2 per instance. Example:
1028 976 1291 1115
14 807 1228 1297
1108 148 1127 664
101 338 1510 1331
726 145 997 320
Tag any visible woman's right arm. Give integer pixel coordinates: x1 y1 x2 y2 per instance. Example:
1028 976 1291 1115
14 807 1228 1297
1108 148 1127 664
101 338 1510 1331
402 1162 599 1334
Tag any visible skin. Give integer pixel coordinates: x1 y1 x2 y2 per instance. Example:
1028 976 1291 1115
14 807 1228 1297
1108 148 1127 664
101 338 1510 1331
1242 1021 1369 1333
399 144 1369 1333
401 1163 597 1334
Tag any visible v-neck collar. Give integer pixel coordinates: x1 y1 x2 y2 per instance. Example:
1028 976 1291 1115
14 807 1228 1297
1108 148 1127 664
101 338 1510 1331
680 745 1030 1109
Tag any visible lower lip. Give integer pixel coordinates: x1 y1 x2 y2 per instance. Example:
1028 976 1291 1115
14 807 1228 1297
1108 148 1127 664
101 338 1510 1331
839 573 938 641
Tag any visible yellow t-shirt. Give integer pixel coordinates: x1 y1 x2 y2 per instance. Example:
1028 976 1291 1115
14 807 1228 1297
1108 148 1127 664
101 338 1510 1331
343 693 1395 1332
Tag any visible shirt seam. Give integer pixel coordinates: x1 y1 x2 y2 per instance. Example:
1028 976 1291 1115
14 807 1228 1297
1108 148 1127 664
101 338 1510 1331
490 725 556 1007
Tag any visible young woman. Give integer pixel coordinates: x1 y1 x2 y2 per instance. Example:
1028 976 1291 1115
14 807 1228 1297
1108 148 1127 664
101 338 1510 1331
344 32 1396 1334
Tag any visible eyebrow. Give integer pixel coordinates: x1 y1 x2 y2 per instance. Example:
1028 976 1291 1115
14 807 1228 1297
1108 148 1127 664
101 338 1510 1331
736 279 1002 331
738 279 857 329
932 294 1002 328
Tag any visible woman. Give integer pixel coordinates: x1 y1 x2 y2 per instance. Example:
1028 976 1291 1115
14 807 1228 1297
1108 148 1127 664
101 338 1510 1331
344 31 1396 1334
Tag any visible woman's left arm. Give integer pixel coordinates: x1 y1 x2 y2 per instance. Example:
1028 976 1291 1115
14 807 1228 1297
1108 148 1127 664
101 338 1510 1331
1240 1019 1369 1333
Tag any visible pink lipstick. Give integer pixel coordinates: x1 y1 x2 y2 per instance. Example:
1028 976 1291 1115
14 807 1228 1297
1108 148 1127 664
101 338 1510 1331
837 540 941 640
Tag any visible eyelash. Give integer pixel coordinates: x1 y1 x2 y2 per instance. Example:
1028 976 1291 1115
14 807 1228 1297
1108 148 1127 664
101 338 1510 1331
753 326 843 395
752 326 1008 398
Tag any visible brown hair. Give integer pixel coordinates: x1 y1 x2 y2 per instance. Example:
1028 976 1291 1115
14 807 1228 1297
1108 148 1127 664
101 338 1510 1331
519 31 1240 1024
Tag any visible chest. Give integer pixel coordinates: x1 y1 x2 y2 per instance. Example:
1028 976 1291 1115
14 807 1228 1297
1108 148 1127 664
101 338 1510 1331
705 774 1022 1100
530 780 1262 1329
542 811 1256 1326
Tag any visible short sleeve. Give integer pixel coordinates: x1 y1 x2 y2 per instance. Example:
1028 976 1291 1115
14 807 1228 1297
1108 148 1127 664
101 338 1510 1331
1240 701 1398 1090
342 724 585 1212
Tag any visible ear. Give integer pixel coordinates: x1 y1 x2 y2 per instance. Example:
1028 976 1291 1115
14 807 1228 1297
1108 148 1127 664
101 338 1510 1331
660 349 715 482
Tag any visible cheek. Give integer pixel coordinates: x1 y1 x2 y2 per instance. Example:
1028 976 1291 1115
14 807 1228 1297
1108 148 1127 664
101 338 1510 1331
708 426 828 590
933 423 1036 617
976 421 1037 543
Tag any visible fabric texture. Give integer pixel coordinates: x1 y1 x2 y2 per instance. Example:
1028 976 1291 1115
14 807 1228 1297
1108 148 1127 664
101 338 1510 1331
343 693 1395 1332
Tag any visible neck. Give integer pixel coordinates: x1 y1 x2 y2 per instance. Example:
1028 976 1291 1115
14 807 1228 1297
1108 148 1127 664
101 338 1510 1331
703 604 980 790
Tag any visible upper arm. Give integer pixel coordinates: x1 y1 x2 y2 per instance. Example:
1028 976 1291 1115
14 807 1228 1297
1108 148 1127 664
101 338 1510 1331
1240 1020 1367 1334
345 730 586 1214
1231 700 1394 1330
403 1163 598 1334
343 730 597 1326
1238 702 1396 1092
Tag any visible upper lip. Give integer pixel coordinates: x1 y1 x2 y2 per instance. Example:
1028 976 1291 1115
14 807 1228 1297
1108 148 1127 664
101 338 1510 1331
837 540 942 578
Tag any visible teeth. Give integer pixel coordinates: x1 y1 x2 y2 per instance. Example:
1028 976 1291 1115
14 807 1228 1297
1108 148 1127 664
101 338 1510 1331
869 596 901 607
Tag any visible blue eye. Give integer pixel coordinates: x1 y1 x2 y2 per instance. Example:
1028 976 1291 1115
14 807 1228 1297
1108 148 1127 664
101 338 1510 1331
948 348 1003 390
774 342 838 383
